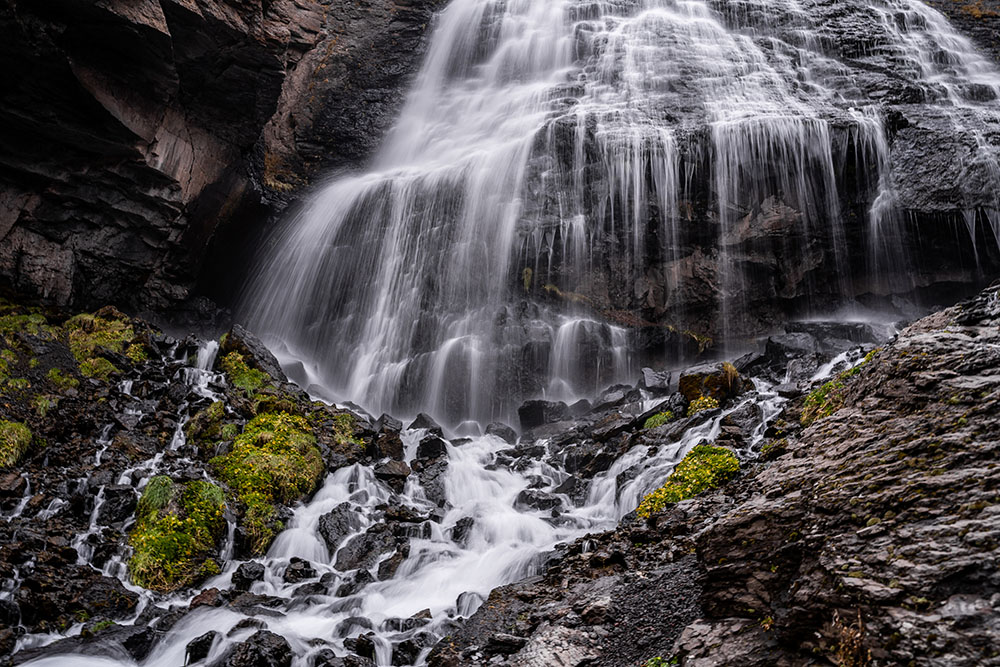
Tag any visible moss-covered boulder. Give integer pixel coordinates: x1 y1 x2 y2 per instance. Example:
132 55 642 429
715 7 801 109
211 412 323 554
0 420 32 467
127 476 226 592
636 444 739 518
678 361 745 403
64 307 136 380
185 401 226 449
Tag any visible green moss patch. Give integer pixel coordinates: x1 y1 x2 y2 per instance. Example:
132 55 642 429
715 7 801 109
220 351 268 394
0 420 32 467
128 476 226 592
65 308 135 380
636 444 739 518
46 367 79 391
185 401 226 449
211 412 323 554
643 411 675 429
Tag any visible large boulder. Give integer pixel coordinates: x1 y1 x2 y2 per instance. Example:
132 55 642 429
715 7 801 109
677 362 747 403
518 400 572 430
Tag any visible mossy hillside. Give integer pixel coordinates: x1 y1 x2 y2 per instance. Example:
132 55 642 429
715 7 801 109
0 420 32 467
128 476 226 591
636 444 740 518
211 412 323 554
801 349 880 427
644 411 675 429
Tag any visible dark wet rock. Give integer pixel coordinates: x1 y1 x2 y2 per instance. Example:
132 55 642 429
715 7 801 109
456 591 485 617
187 631 222 664
377 541 411 580
407 413 443 435
374 460 411 494
381 615 431 633
232 562 266 592
773 383 801 398
515 489 563 512
191 588 226 610
640 368 673 394
283 557 317 583
348 633 378 661
335 616 374 637
485 421 518 445
335 526 396 572
337 570 376 597
765 332 819 364
553 475 589 506
319 503 363 553
368 430 405 461
0 599 19 626
518 399 572 430
373 414 403 434
416 435 449 460
96 484 137 525
11 624 161 664
16 555 139 632
292 582 327 598
214 630 291 667
392 632 435 665
311 648 376 667
451 517 476 548
416 459 450 508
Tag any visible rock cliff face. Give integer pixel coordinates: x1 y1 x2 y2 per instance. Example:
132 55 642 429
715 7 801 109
0 0 442 320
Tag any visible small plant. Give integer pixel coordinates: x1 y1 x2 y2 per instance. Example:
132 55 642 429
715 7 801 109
220 351 268 394
126 343 149 363
642 657 679 667
687 395 719 417
643 411 675 429
831 610 871 667
636 444 739 518
33 395 56 418
65 309 134 381
80 357 119 381
47 367 79 390
0 420 32 467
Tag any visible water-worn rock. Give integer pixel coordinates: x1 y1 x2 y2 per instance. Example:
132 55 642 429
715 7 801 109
373 460 411 494
335 526 396 572
213 630 291 667
485 422 518 445
318 503 363 553
186 631 221 664
518 400 572 430
231 562 266 592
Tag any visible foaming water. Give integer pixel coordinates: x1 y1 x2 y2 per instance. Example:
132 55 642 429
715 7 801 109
240 0 1000 426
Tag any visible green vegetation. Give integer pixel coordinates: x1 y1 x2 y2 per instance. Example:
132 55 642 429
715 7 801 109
126 343 148 363
642 657 678 667
0 420 32 467
211 412 322 554
643 411 675 429
801 349 880 426
636 444 739 518
65 308 136 380
330 412 360 448
220 351 268 394
185 401 225 448
33 395 56 418
46 367 79 391
127 476 226 591
687 395 719 416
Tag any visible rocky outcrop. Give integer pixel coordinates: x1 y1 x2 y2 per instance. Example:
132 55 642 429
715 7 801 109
0 0 442 320
429 281 1000 666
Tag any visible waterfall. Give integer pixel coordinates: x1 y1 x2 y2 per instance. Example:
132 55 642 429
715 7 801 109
241 0 1000 426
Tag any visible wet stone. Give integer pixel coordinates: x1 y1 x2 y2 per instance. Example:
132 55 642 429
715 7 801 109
373 460 411 494
484 421 517 445
214 630 291 667
451 516 475 548
407 413 443 435
283 557 317 583
319 502 363 552
232 561 266 592
335 616 374 637
416 435 448 460
186 631 221 664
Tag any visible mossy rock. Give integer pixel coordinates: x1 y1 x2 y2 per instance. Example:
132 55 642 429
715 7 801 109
636 444 739 518
687 395 720 417
220 351 269 394
185 401 226 448
0 420 32 467
211 412 323 554
127 476 227 592
678 361 743 403
64 307 136 380
643 411 675 429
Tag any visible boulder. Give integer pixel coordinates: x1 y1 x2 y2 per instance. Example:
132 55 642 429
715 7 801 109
407 413 443 435
231 562 265 592
373 460 411 494
518 400 571 430
485 422 517 445
677 361 746 403
318 503 363 553
214 630 291 667
219 325 286 383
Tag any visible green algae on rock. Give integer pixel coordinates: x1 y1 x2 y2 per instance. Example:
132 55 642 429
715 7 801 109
644 411 676 429
636 444 739 518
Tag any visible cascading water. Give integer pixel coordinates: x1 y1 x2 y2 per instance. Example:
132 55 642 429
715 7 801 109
241 0 1000 427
